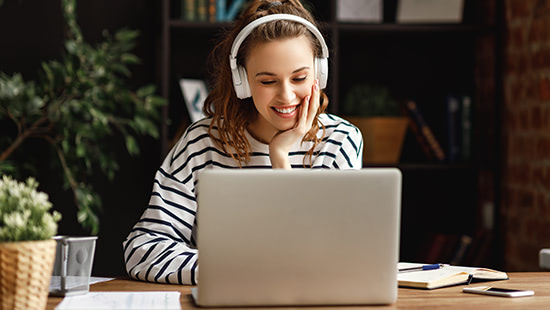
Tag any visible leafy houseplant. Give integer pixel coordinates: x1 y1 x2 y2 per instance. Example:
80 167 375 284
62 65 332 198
0 175 61 242
0 0 165 234
340 83 409 164
341 84 402 117
0 175 61 310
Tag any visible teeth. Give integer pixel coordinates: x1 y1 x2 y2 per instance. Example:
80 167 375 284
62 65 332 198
274 106 297 114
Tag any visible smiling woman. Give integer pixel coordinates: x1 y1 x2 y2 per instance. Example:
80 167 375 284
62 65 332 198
122 0 364 285
245 36 317 156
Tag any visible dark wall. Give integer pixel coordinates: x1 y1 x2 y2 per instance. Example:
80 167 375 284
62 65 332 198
0 0 161 276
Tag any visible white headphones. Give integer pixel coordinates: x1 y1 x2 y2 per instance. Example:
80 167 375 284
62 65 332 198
229 14 329 99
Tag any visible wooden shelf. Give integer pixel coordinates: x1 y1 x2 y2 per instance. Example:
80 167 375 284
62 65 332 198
334 23 493 33
158 0 501 263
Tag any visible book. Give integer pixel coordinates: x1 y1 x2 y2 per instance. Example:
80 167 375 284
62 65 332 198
182 0 196 21
461 95 472 161
449 235 472 266
397 262 508 290
405 101 445 161
208 0 217 22
216 0 226 21
446 95 460 162
197 0 208 21
225 0 246 21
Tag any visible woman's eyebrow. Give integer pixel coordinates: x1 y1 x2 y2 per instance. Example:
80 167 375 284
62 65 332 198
292 66 310 73
255 71 276 77
255 66 310 77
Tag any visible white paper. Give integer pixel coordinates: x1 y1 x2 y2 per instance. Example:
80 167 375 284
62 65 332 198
55 291 181 310
179 79 208 122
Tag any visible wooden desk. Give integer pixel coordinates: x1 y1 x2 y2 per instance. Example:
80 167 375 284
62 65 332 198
47 273 550 309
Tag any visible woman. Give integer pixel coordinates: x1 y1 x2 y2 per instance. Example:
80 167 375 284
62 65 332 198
123 0 363 285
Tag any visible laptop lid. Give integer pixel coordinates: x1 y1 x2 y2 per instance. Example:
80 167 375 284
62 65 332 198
194 168 401 307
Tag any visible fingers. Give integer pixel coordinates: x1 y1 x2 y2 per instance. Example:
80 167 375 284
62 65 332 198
306 79 320 126
300 95 310 126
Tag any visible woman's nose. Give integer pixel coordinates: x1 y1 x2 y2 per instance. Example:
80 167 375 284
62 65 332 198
278 81 296 102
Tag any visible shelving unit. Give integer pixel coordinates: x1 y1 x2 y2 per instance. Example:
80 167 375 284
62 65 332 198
157 0 501 264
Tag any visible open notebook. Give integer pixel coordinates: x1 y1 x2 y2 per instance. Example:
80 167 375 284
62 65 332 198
397 262 508 289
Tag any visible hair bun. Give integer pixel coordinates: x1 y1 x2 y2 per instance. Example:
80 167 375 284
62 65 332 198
259 1 283 11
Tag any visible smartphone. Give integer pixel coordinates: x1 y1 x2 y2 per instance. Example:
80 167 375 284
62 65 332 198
463 286 534 297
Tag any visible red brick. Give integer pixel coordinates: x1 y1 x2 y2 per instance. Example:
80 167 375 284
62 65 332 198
508 164 531 184
497 0 550 272
516 135 537 160
536 137 550 159
542 194 550 221
518 188 535 208
520 108 531 129
506 26 525 54
533 48 550 70
506 0 535 22
543 107 550 131
532 165 550 187
539 77 550 101
526 78 539 100
529 18 548 45
532 105 542 129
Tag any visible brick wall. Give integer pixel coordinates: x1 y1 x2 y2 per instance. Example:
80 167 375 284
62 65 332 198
502 0 550 271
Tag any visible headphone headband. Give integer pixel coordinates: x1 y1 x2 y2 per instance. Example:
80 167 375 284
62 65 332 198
229 14 329 71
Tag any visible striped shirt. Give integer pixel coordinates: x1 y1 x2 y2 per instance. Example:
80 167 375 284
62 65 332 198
122 113 363 284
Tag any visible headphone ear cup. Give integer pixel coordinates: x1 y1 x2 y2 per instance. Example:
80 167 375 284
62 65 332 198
315 57 328 89
235 65 251 99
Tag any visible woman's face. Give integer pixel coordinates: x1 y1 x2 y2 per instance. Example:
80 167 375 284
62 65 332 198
245 35 315 143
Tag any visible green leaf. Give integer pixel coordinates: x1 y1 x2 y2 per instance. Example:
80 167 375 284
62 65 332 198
125 136 139 156
76 142 86 158
121 53 140 64
65 40 79 55
114 29 139 42
136 85 156 98
111 63 131 77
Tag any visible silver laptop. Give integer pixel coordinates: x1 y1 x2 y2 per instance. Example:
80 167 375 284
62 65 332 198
193 168 401 307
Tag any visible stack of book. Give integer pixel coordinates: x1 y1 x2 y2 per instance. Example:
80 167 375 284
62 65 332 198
404 95 472 163
181 0 246 22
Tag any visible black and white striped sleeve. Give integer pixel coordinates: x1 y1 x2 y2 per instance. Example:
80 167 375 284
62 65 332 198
122 123 208 285
334 120 363 169
319 114 363 169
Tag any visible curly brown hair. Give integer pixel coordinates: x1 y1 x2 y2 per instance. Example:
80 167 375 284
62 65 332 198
203 0 328 166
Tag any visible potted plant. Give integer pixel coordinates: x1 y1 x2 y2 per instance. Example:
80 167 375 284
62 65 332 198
340 83 409 164
0 0 164 234
0 175 61 310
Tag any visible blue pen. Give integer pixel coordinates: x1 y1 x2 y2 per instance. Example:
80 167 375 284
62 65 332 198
398 264 445 273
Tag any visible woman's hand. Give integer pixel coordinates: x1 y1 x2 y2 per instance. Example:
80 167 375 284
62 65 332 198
269 80 320 169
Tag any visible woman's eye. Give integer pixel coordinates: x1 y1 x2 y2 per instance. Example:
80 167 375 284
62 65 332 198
260 81 275 85
293 76 307 82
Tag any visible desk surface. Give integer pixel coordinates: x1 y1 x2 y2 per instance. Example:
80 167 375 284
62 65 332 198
47 272 550 309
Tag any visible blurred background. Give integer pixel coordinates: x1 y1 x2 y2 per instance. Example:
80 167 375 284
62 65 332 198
1 0 549 277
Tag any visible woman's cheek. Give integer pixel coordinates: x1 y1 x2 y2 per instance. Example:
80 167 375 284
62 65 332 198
299 84 313 101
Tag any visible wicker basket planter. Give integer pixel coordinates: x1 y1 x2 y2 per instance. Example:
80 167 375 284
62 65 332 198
345 116 409 164
0 239 57 310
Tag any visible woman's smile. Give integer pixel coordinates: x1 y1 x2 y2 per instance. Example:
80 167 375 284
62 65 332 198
272 104 301 118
